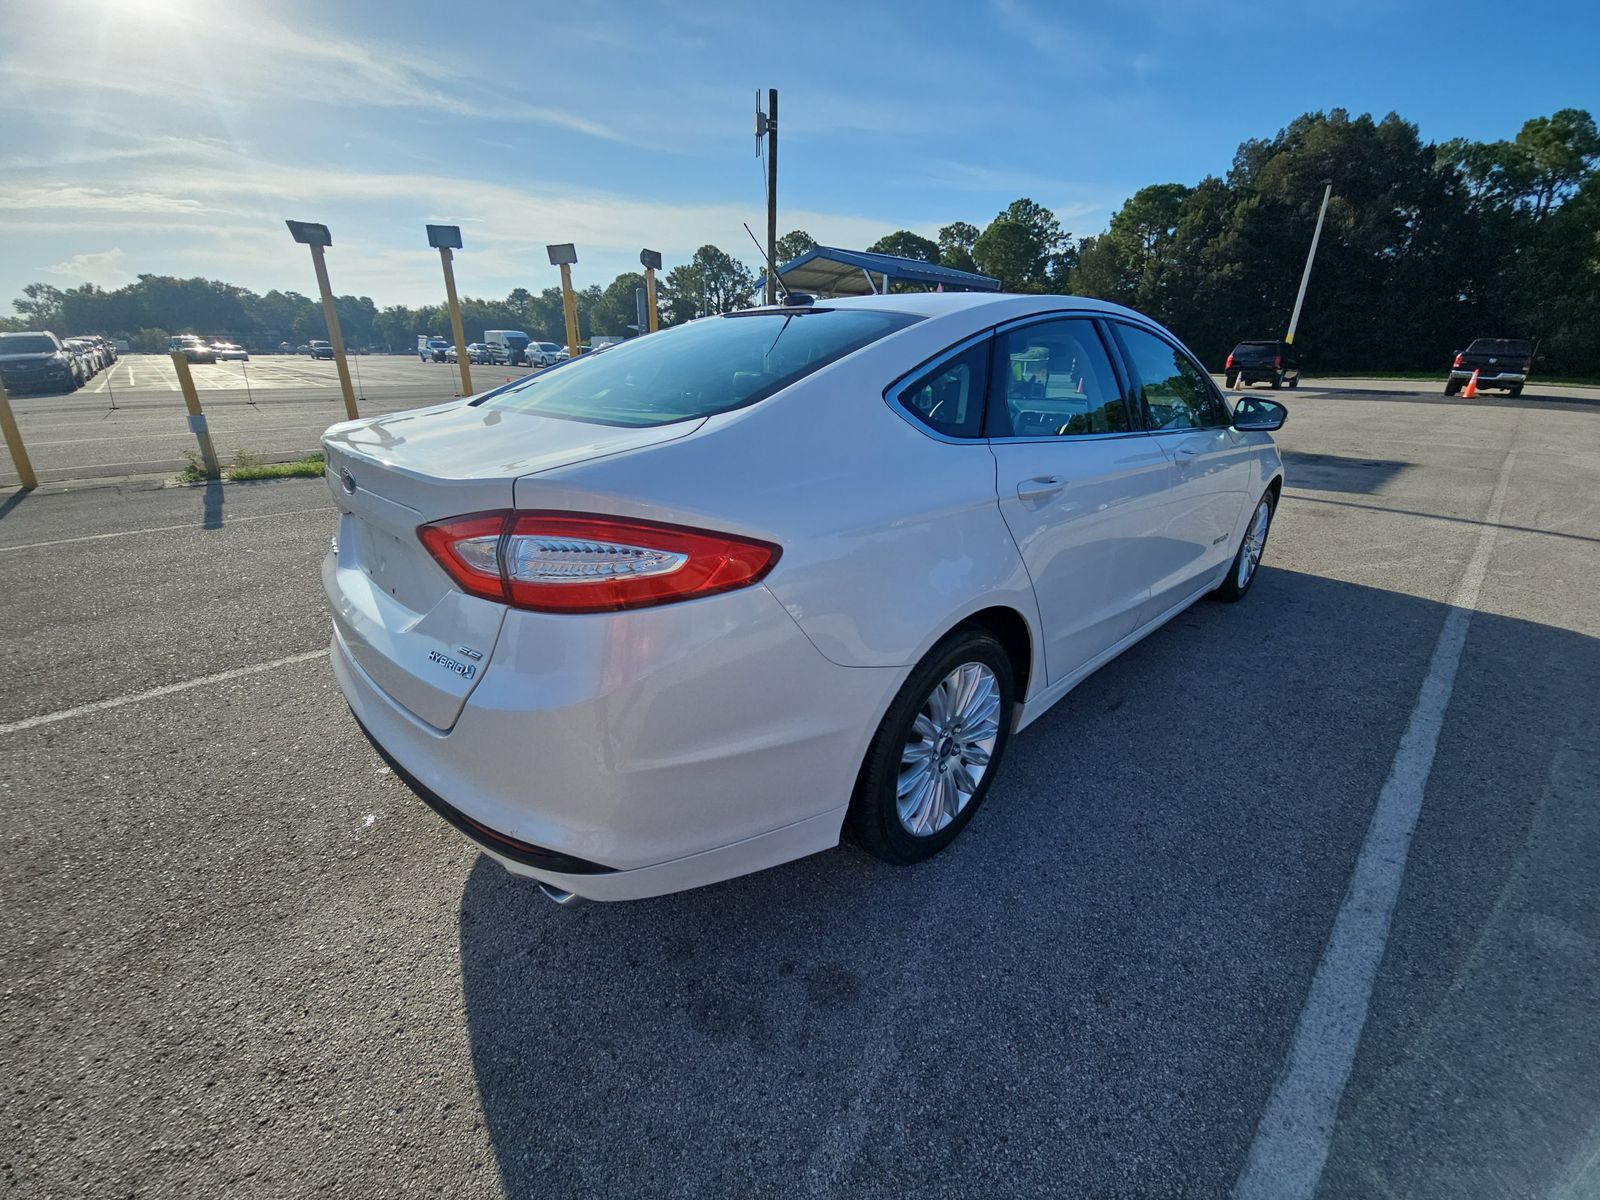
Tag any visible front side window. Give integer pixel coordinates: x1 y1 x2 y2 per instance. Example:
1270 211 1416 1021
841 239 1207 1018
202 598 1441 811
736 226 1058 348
1117 324 1230 431
486 308 919 428
986 318 1130 438
895 341 989 438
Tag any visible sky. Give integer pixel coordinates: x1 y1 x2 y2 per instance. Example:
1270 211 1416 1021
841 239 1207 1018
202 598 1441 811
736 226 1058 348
1 0 1596 312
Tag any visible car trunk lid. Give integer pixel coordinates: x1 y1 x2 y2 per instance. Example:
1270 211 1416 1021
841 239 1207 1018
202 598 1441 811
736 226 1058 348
322 399 703 729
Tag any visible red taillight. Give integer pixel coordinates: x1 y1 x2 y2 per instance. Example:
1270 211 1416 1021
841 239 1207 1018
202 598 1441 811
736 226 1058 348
1225 353 1234 369
418 511 780 613
1453 352 1463 368
1274 354 1282 368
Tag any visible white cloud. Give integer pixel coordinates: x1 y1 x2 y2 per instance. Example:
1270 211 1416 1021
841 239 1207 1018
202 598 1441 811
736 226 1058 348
43 248 131 286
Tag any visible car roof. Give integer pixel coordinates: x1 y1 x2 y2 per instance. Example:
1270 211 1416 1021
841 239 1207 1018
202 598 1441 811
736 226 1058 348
808 291 1149 321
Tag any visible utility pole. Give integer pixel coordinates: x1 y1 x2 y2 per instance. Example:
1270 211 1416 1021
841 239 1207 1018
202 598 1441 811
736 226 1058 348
427 225 472 396
760 88 778 305
547 243 581 359
1285 181 1332 346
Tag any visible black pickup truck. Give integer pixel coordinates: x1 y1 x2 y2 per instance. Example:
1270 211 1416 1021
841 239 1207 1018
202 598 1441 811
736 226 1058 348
1224 339 1300 389
1446 338 1534 396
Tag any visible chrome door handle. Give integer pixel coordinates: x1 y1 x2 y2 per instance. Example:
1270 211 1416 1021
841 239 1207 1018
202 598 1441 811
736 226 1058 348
1016 475 1067 500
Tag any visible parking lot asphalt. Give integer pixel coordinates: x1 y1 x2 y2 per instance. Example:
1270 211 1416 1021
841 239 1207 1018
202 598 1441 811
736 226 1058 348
4 356 1597 489
1 354 541 485
2 384 1597 1198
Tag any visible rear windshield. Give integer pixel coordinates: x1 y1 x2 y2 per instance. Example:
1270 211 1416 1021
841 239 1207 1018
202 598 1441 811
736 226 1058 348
0 334 57 354
484 308 921 428
1231 341 1280 358
1466 338 1533 356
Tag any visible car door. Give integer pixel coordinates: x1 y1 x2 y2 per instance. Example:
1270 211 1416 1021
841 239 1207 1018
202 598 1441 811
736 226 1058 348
1109 321 1257 624
986 317 1173 686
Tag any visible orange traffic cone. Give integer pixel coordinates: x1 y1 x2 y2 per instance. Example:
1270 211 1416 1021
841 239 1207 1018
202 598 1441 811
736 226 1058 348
1462 369 1479 399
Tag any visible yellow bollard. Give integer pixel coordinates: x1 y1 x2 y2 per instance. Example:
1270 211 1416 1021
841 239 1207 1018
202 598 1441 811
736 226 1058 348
170 352 221 479
0 375 38 489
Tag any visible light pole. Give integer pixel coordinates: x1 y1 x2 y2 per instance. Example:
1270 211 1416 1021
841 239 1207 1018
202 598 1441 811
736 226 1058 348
639 248 662 333
285 220 359 420
1285 182 1333 347
427 224 473 396
547 243 581 359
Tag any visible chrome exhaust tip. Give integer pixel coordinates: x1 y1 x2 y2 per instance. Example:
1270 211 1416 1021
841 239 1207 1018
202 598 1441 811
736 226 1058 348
537 881 583 905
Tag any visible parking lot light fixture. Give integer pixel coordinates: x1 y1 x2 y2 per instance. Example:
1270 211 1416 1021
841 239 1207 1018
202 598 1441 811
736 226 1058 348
429 225 473 397
285 219 359 420
547 244 581 359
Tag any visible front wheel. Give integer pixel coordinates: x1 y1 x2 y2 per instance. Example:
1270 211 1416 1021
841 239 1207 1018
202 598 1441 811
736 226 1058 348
1212 489 1276 603
846 629 1015 865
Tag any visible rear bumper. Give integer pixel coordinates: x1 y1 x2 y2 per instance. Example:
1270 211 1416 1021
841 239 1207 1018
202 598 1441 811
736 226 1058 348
1450 370 1525 384
329 584 901 900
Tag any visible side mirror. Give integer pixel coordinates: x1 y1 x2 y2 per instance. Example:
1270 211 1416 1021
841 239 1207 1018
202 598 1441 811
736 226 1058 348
1233 395 1286 432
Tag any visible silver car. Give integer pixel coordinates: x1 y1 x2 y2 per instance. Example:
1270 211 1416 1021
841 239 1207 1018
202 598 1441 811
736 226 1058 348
322 294 1286 901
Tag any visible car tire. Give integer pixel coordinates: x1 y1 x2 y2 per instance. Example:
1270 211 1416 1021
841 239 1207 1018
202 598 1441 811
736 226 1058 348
1212 488 1276 603
1224 371 1238 389
1444 378 1462 396
1288 375 1300 389
1269 374 1282 389
1509 385 1524 397
846 628 1015 866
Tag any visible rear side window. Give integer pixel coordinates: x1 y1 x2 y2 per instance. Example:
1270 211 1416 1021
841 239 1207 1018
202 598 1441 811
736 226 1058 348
895 341 990 438
987 319 1130 438
1117 324 1231 431
486 308 920 428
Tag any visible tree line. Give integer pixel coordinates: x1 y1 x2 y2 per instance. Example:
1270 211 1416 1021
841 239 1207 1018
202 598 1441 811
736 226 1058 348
6 107 1596 375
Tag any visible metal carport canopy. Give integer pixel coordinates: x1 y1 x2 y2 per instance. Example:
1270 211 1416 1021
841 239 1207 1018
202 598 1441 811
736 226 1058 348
758 246 1000 297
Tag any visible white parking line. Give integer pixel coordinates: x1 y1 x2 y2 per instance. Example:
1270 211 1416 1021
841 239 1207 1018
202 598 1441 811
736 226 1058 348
1233 448 1518 1200
0 649 330 736
0 506 330 552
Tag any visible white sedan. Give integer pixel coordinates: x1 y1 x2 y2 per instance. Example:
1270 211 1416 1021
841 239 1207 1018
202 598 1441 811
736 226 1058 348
322 293 1286 902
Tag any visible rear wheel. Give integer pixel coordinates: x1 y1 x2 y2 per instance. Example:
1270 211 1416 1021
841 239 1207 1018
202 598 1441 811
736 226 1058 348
1212 489 1276 603
1224 371 1238 389
1509 384 1524 397
1444 378 1462 396
846 629 1015 865
1288 375 1300 389
1269 373 1282 389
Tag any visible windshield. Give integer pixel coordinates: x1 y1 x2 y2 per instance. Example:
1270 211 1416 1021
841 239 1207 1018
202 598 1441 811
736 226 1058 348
484 308 920 428
536 342 560 352
0 334 57 355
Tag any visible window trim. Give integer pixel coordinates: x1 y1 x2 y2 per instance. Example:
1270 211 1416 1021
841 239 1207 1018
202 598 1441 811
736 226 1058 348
1104 319 1233 433
982 314 1140 442
883 331 996 443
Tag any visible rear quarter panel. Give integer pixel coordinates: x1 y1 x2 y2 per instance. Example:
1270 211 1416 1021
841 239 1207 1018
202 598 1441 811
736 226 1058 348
509 312 1047 690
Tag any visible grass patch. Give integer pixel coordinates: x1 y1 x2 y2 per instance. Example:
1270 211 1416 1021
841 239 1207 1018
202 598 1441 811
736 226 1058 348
175 448 326 484
230 452 325 481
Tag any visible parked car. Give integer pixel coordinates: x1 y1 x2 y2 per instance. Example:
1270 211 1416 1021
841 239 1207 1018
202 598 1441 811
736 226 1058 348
322 293 1287 902
1224 339 1299 389
211 342 250 361
93 336 117 363
417 335 450 363
168 335 217 364
1446 337 1534 396
484 329 532 366
68 336 107 372
62 338 98 379
310 341 334 360
527 341 562 367
0 330 78 394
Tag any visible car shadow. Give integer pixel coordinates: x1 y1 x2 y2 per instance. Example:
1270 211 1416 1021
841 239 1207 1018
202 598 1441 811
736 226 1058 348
1277 450 1412 494
455 566 1600 1199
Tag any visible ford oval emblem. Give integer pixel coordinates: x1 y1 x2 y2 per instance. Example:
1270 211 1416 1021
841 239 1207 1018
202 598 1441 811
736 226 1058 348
340 468 357 494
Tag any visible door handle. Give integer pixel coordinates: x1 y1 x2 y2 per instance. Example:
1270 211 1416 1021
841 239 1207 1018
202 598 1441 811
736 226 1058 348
1174 445 1202 458
1016 475 1068 501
